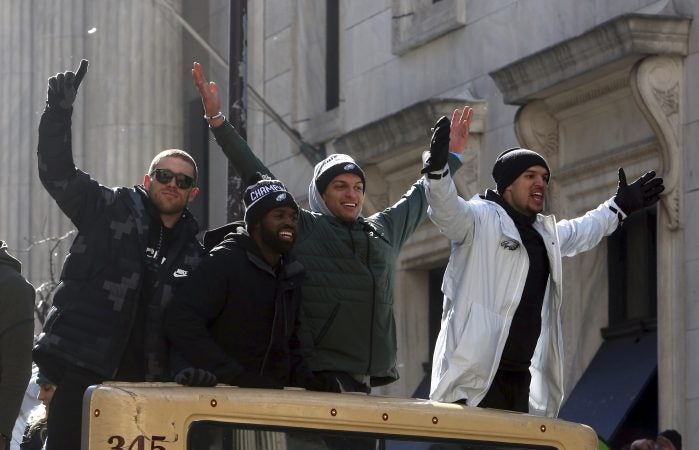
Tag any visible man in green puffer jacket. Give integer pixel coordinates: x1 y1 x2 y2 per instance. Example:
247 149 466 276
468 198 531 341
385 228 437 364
193 62 463 392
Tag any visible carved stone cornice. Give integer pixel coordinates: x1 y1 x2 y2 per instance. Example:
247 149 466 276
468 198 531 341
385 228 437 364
631 55 683 229
544 69 631 116
555 138 657 184
489 14 690 105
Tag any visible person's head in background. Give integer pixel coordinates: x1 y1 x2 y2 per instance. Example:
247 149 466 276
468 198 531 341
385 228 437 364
36 372 56 408
656 430 681 450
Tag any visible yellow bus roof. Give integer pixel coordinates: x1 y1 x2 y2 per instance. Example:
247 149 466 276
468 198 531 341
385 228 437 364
84 382 597 450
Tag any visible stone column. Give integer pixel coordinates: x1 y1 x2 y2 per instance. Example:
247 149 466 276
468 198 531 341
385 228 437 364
81 0 185 186
0 1 39 266
631 54 686 432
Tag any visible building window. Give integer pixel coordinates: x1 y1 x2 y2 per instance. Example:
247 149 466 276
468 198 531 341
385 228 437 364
391 0 466 55
428 266 446 365
604 206 658 338
326 0 340 111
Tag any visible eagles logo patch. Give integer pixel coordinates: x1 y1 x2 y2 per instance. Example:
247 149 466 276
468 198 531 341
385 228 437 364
500 240 520 251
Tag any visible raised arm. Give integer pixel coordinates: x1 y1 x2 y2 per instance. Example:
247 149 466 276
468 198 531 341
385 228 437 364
192 61 225 128
38 59 118 229
374 108 471 244
192 62 273 182
557 168 664 256
423 107 477 244
38 59 89 177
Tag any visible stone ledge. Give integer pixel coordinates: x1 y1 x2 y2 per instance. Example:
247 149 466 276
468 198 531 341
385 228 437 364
332 97 486 164
489 14 691 105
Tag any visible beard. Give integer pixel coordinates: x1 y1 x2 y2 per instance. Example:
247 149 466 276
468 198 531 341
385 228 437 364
148 185 187 215
260 224 295 255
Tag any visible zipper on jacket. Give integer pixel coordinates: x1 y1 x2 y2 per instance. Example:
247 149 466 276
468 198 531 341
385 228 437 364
347 223 356 255
365 230 376 377
260 284 280 376
313 302 340 346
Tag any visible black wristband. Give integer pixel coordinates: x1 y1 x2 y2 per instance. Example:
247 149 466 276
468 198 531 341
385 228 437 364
608 204 624 223
427 168 449 180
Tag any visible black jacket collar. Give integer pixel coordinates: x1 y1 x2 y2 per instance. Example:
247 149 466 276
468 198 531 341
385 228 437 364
216 228 304 280
483 189 536 226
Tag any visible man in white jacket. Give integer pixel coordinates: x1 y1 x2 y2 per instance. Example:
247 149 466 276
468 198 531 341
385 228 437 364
424 107 664 417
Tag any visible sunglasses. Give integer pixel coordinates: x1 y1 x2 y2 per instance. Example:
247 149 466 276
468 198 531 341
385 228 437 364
150 168 195 189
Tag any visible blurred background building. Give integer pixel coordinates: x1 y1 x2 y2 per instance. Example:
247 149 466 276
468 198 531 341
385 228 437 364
1 1 696 448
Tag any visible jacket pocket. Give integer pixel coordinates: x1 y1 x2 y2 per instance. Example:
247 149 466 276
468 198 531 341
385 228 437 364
448 302 505 388
313 302 341 346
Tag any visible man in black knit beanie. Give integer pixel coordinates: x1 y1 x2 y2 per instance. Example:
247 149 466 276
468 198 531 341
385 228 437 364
423 107 664 417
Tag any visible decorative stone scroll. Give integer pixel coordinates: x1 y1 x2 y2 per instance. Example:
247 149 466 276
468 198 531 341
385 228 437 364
631 55 683 230
515 100 559 158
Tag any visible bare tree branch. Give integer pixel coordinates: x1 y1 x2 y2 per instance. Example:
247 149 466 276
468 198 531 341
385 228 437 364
21 229 77 326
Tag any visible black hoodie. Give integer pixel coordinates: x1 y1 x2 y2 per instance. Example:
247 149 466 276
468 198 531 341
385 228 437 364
483 190 550 371
0 241 35 437
165 226 310 387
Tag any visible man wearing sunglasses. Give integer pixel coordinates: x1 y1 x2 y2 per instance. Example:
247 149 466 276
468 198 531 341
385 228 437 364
32 59 206 450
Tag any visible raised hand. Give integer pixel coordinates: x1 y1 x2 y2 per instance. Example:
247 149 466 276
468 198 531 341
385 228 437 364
449 106 473 155
47 59 89 110
192 62 223 125
421 115 451 174
614 168 665 215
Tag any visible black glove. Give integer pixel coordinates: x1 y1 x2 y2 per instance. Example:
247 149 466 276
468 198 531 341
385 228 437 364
47 59 89 110
224 371 283 389
174 367 218 387
614 168 665 215
421 116 451 175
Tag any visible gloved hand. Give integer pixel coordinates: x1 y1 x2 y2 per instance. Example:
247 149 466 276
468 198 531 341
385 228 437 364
421 116 451 174
614 168 665 215
224 371 283 389
47 59 89 110
174 367 218 387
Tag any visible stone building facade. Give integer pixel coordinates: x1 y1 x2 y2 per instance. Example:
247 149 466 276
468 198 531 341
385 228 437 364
1 0 697 447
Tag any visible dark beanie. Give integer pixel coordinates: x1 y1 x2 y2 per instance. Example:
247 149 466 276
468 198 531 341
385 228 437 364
314 154 366 195
492 147 550 194
659 430 682 450
35 371 53 386
243 173 299 231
